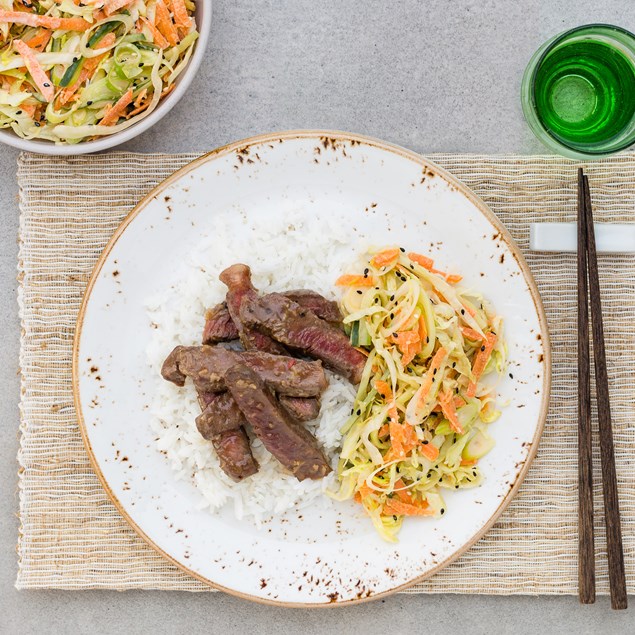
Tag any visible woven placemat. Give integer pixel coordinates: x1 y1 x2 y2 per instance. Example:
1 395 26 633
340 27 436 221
16 151 635 593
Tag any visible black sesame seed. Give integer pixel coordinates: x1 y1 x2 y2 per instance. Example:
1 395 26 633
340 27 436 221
356 409 361 416
399 247 405 253
390 295 394 301
139 62 144 67
509 372 514 379
87 100 93 105
16 110 22 115
473 471 477 477
481 345 486 351
392 332 398 338
440 508 445 515
43 82 50 87
374 298 379 303
356 290 363 295
452 361 456 368
426 336 429 343
433 368 437 375
34 122 40 126
390 313 394 319
410 264 414 270
460 309 465 315
455 484 459 489
364 268 369 275
422 440 429 445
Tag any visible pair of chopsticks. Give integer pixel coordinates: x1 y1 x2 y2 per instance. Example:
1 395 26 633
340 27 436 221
577 169 627 610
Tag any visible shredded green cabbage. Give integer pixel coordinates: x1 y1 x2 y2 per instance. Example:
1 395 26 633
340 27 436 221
330 248 507 542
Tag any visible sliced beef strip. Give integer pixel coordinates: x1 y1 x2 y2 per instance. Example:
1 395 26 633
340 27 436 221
218 265 322 419
202 302 239 344
279 394 321 422
283 290 342 324
225 365 331 481
202 291 341 344
240 293 367 384
196 391 258 482
161 345 328 396
219 263 288 355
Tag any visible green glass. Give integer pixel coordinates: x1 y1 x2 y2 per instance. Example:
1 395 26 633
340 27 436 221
522 25 635 159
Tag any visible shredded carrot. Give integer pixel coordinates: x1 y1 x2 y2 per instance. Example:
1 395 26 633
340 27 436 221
25 30 51 51
139 16 169 48
100 87 134 125
170 0 192 29
461 326 483 341
467 332 498 397
389 329 421 366
0 10 92 31
155 0 179 46
335 274 375 287
446 273 463 284
393 479 414 503
417 346 447 407
419 440 440 461
453 395 466 408
354 346 370 357
357 481 373 501
439 391 464 434
384 498 434 516
373 380 392 400
408 252 434 270
378 423 389 438
105 0 135 15
418 314 427 344
460 458 477 467
13 40 54 102
461 301 477 318
370 248 400 269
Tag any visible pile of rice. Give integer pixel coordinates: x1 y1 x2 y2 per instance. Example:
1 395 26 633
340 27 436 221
146 210 366 522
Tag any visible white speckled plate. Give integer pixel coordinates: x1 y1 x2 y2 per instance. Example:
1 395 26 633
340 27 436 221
74 131 550 606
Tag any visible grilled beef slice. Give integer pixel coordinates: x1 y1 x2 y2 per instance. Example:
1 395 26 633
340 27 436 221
196 391 258 481
279 394 321 421
161 345 328 396
240 293 366 384
282 290 342 324
219 263 287 354
202 291 341 344
225 365 331 480
202 302 239 344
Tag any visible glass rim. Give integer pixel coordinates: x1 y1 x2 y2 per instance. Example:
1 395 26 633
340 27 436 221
526 23 635 158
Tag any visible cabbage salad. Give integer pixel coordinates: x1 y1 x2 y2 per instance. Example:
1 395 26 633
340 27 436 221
0 0 197 143
331 247 506 541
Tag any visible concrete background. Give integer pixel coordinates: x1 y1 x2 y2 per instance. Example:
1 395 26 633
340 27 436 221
1 1 634 633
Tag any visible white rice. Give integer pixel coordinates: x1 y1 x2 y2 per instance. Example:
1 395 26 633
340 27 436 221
146 210 366 523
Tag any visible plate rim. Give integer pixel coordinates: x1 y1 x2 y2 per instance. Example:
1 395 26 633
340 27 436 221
72 129 552 607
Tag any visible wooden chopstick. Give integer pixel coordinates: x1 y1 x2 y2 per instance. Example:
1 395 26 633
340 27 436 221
582 173 628 610
577 168 595 605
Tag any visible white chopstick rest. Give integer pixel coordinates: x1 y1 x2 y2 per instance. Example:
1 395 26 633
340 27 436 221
530 222 635 253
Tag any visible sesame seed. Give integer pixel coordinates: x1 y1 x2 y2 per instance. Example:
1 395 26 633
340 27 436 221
440 508 445 515
473 471 477 477
460 309 465 315
452 361 456 368
43 82 50 87
455 484 459 489
87 101 93 105
364 268 369 275
433 368 437 375
399 247 405 252
34 122 40 127
509 372 514 379
356 409 361 416
481 345 486 351
390 313 394 319
422 440 429 445
390 295 394 301
356 290 363 295
426 336 429 343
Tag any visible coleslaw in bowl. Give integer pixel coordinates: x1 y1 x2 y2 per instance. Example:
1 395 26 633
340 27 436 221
0 0 210 154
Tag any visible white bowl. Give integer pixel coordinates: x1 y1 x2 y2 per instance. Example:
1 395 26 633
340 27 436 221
0 2 212 155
